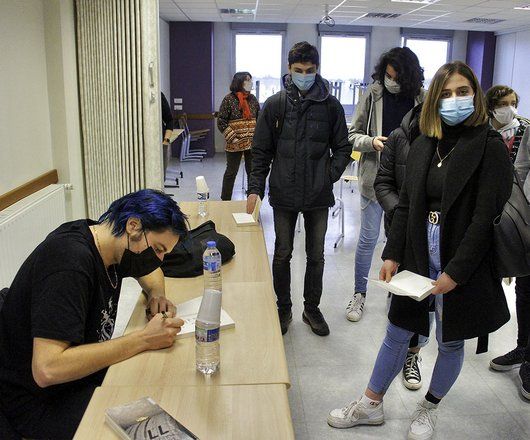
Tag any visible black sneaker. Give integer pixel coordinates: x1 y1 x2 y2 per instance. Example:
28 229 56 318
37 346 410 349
520 361 530 401
490 347 526 371
278 309 292 335
403 351 422 390
302 308 330 336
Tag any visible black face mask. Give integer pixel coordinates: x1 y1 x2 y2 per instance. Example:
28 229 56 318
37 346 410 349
118 232 162 278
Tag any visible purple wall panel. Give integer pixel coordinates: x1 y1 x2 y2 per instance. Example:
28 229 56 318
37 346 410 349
169 22 215 157
466 31 496 92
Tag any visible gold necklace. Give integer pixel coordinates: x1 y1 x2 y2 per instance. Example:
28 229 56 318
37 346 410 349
436 145 456 168
91 225 118 289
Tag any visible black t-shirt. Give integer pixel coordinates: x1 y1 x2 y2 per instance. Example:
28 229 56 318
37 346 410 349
382 88 415 137
0 220 122 410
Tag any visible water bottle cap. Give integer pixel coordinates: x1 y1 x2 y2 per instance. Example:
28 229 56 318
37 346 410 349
207 240 216 247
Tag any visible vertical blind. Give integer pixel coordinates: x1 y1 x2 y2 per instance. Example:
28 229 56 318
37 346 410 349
76 0 161 218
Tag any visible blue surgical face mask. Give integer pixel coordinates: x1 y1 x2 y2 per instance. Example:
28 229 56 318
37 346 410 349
439 95 475 126
291 72 316 91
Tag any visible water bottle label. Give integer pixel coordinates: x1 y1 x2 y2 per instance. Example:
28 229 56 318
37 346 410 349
195 326 219 343
203 260 221 272
197 192 209 201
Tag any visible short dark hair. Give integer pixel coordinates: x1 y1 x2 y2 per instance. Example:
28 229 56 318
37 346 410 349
288 41 319 67
485 85 520 117
98 189 188 237
230 71 251 93
372 47 424 98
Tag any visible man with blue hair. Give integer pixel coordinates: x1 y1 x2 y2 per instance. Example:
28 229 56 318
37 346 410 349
0 189 188 439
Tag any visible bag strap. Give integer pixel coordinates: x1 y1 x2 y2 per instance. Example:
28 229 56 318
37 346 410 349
365 92 374 136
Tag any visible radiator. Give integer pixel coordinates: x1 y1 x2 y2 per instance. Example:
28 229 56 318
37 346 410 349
0 185 66 288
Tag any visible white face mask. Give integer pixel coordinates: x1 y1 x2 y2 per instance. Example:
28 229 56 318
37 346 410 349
243 80 253 92
384 76 401 94
493 105 517 126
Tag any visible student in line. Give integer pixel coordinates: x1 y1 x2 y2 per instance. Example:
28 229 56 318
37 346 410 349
0 190 187 439
247 41 351 336
486 85 530 400
217 71 260 200
374 101 434 392
347 47 426 323
328 61 513 440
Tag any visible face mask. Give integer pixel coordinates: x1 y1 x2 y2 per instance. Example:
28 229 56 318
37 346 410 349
493 106 517 127
291 72 316 91
384 76 401 94
118 232 162 278
439 96 475 126
243 80 253 92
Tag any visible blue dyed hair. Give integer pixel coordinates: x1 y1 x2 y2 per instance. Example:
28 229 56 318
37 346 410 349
98 189 188 237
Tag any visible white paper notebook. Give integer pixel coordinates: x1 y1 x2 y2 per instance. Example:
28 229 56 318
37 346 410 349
176 296 235 339
366 270 435 302
232 196 262 226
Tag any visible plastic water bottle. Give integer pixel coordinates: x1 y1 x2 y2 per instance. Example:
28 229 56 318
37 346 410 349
196 176 209 217
196 241 222 374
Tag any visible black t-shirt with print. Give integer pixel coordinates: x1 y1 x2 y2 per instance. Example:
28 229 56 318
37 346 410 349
0 219 122 410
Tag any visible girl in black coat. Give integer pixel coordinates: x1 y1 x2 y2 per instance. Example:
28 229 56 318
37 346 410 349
328 62 512 440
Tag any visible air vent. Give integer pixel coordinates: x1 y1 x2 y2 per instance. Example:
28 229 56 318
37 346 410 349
465 17 506 24
219 8 255 15
391 0 439 4
364 12 402 19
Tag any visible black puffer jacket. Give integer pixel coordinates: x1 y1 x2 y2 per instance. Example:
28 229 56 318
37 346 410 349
375 104 422 234
248 74 351 211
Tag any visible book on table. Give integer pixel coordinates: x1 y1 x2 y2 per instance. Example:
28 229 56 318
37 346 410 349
366 270 435 302
105 396 199 439
232 195 262 226
175 296 235 339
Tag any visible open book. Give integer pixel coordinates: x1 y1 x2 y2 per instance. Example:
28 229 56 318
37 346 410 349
106 396 198 439
366 270 435 302
232 196 262 226
176 296 235 339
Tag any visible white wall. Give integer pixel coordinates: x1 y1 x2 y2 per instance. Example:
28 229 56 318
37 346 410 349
159 18 171 99
214 22 232 152
451 30 468 62
0 0 54 194
493 30 530 116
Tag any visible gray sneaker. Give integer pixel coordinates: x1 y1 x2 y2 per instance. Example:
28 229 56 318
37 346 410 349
327 399 384 429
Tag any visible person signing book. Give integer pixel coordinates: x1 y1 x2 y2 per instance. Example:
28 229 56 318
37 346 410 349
0 190 187 439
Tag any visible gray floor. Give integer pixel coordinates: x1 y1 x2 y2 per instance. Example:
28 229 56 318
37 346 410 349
124 153 528 439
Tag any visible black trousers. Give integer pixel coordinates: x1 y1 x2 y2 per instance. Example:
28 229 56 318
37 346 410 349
515 275 530 361
221 149 252 201
272 208 329 312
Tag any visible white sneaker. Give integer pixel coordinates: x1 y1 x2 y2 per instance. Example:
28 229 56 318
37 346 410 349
327 399 384 429
408 399 438 440
346 293 365 322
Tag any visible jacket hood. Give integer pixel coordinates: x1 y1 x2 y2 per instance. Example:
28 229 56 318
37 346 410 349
400 103 423 143
283 73 330 102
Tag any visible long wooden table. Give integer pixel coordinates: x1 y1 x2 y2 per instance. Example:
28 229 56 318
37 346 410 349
75 385 294 440
78 201 293 438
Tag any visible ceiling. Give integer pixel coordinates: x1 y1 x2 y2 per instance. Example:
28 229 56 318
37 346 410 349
159 0 530 32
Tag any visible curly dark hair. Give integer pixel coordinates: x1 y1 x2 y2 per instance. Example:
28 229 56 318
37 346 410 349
485 85 519 117
288 41 320 67
230 71 251 93
372 47 424 98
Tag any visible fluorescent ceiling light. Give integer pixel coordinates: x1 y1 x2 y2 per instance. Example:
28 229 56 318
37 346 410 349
514 4 530 10
391 0 440 4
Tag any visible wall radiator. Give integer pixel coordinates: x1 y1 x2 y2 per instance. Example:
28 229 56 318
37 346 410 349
0 185 66 288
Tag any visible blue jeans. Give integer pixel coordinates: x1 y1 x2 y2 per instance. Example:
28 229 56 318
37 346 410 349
354 195 383 293
367 221 465 398
272 208 329 312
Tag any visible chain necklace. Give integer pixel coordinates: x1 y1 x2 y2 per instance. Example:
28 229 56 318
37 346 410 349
436 144 456 168
91 225 118 289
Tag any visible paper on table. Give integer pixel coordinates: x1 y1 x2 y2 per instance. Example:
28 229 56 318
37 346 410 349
232 196 262 226
176 296 235 339
366 270 435 302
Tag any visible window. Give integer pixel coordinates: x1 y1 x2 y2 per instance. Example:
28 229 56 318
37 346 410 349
402 37 450 88
320 35 367 119
235 33 283 104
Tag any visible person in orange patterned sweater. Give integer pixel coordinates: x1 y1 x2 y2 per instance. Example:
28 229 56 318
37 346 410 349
217 72 260 200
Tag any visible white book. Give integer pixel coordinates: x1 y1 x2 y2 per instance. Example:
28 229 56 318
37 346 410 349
232 196 262 226
366 270 435 302
176 296 235 339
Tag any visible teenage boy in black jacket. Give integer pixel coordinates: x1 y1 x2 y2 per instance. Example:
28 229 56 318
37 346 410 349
247 41 351 336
